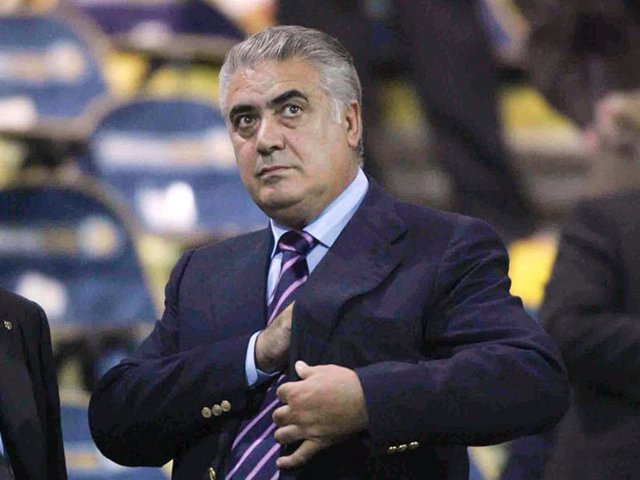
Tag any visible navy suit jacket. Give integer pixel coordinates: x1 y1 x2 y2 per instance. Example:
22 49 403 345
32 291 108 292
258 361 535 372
0 287 67 480
89 184 568 479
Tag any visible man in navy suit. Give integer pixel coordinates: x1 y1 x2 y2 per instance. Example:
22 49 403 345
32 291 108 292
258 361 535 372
89 26 568 479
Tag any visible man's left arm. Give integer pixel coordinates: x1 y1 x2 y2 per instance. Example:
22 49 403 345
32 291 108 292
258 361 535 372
357 219 568 453
274 218 569 466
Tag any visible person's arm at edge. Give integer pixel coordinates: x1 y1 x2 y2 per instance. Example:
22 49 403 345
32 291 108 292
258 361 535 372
34 304 68 480
541 198 640 401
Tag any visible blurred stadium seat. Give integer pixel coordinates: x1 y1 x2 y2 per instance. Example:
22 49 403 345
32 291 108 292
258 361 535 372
61 389 169 479
0 177 157 389
70 0 243 63
86 97 267 242
0 12 112 172
0 14 109 131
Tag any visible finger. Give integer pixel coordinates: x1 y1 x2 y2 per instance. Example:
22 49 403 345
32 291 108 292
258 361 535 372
272 404 292 427
277 439 324 470
276 382 290 403
274 424 305 445
294 360 313 379
275 302 295 325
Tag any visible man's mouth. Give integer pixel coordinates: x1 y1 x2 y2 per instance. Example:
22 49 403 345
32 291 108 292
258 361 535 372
257 165 291 177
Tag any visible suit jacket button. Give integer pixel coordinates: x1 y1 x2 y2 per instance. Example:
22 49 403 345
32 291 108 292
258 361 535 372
397 444 408 453
3 320 12 330
220 400 231 412
212 404 223 416
387 446 397 455
201 407 212 419
208 467 216 480
409 441 420 450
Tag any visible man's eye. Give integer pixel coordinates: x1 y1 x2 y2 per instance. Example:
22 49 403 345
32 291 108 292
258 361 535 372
282 105 301 117
236 115 256 128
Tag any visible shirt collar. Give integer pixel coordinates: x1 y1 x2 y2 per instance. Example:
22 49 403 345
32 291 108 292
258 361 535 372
270 167 369 256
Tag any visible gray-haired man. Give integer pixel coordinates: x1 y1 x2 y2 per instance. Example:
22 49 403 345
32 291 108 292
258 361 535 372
89 26 568 479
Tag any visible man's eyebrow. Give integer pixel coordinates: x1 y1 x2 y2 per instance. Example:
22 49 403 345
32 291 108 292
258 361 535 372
268 89 309 107
227 104 256 122
227 90 308 121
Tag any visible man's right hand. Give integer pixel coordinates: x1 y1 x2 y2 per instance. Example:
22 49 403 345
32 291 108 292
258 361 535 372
255 302 294 373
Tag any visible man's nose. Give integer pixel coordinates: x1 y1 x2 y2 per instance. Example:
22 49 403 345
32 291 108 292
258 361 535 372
256 116 285 155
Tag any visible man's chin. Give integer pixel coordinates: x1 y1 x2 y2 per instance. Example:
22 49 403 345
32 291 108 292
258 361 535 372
256 192 298 212
256 194 308 226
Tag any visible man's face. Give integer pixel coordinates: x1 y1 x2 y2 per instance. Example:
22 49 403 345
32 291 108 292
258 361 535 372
224 57 361 228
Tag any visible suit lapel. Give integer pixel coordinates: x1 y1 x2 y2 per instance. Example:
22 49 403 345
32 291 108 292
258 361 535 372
290 184 407 369
0 306 45 479
230 228 272 333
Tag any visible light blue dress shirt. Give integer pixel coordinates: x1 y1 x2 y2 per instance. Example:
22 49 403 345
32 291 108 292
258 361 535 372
245 168 369 386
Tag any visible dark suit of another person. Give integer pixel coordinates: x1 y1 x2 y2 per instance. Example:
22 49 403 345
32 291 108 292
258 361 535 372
88 26 567 480
0 287 67 480
541 190 640 480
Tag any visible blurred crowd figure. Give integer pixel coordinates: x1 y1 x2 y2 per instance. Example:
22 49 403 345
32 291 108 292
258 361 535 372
503 90 640 480
541 90 640 479
515 0 640 128
278 0 537 242
502 0 640 477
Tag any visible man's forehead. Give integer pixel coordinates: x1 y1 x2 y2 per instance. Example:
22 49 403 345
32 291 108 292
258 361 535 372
225 58 323 108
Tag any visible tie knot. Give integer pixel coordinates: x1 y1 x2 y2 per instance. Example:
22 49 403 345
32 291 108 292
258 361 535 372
278 230 317 256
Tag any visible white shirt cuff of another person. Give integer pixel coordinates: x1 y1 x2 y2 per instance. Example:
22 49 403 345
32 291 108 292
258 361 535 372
244 168 369 387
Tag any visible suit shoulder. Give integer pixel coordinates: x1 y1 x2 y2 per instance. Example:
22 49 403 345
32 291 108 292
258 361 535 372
189 228 271 260
575 189 640 217
0 287 46 329
569 189 640 236
392 197 500 242
0 286 43 315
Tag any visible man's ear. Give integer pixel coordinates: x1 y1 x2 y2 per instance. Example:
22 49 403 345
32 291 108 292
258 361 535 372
344 101 362 150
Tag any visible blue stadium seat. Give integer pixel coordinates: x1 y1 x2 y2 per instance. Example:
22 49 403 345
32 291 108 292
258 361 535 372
87 98 267 240
0 15 108 125
0 178 155 333
61 391 168 479
70 0 243 61
0 177 157 388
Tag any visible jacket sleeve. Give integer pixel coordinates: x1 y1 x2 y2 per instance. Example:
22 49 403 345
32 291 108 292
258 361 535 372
35 306 68 480
356 218 569 454
540 199 640 402
89 251 258 467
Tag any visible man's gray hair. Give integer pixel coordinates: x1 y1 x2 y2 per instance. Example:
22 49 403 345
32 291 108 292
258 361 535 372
219 25 364 157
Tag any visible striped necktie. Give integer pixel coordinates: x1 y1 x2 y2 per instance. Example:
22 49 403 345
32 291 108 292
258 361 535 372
225 230 317 480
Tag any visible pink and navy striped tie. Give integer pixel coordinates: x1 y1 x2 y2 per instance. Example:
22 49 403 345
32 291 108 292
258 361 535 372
225 230 317 480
